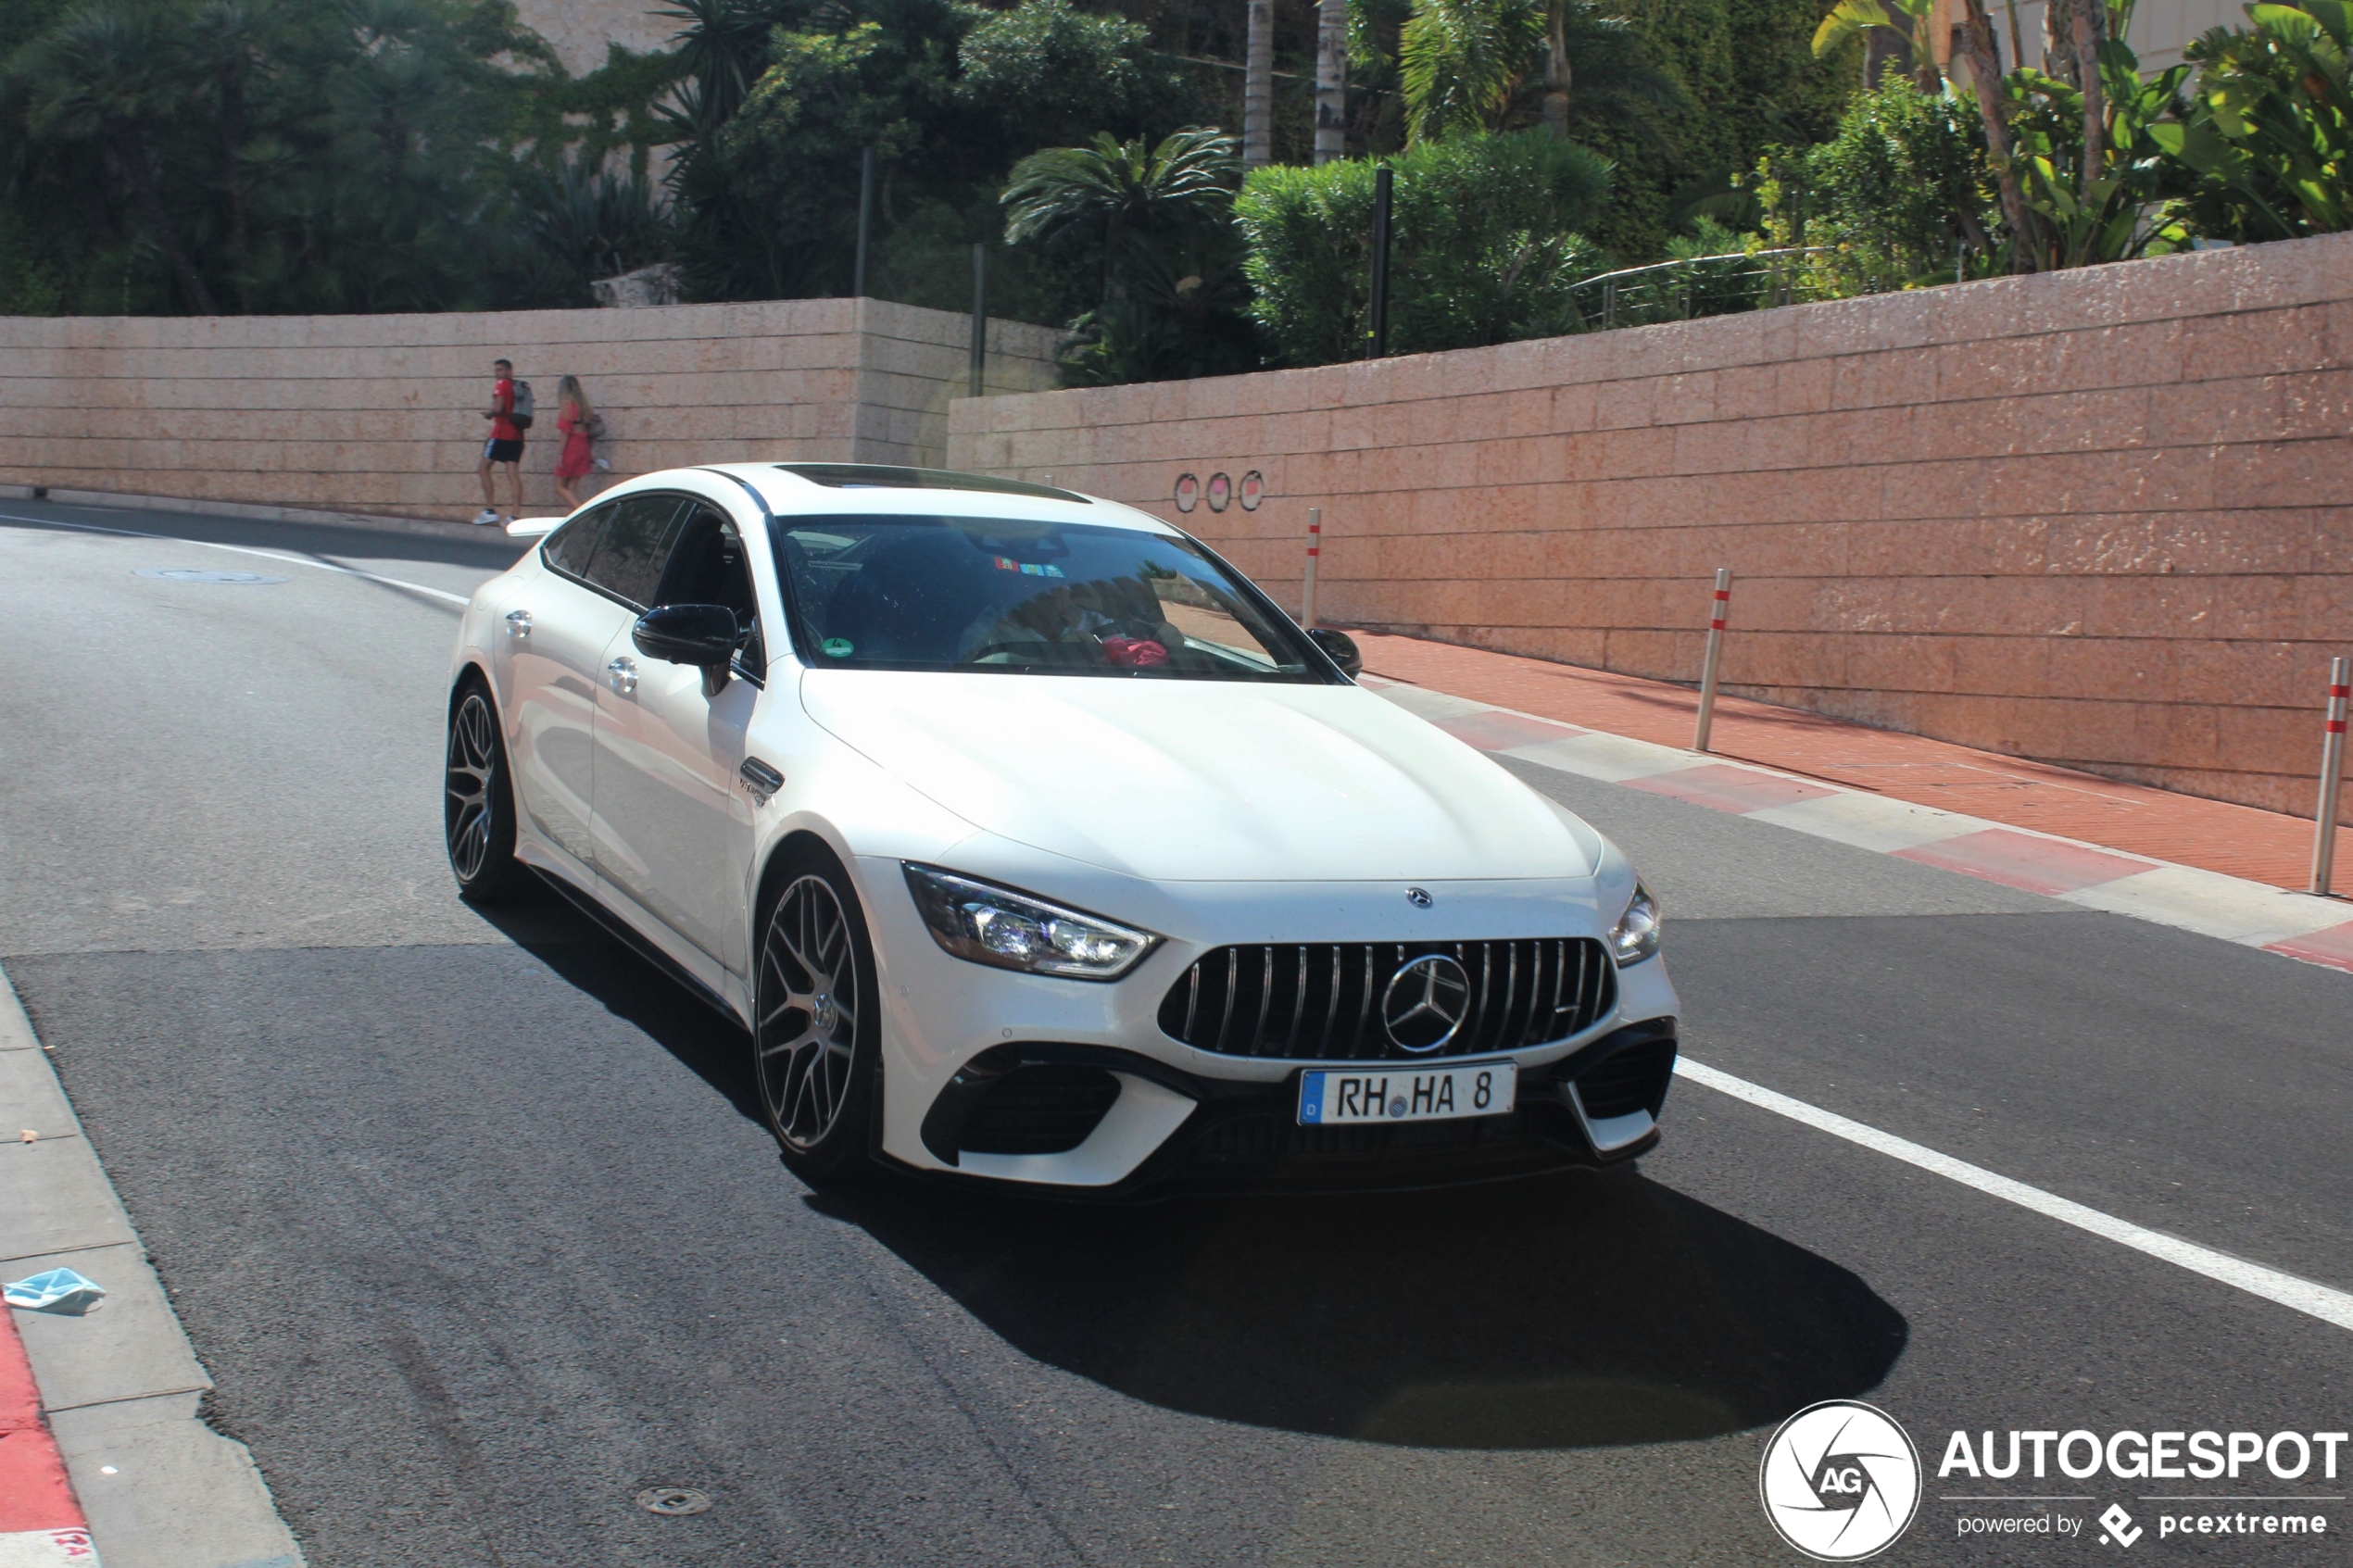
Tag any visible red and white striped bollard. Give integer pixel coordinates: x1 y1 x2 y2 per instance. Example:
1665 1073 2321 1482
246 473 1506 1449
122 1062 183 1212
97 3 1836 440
1692 568 1732 753
2312 655 2349 896
1302 508 1322 628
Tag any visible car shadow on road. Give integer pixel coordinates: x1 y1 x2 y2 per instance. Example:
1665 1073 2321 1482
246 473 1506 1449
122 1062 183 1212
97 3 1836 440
484 888 1909 1453
819 1165 1906 1452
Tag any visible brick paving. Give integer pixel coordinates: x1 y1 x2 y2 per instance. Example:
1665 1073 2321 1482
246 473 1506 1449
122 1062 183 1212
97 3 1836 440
1353 631 2353 897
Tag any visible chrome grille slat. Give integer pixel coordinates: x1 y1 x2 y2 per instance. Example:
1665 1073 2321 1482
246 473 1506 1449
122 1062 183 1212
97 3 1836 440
1160 937 1616 1060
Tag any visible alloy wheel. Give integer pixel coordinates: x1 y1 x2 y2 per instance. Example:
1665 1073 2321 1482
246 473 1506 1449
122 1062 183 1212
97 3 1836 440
445 692 497 883
757 873 862 1150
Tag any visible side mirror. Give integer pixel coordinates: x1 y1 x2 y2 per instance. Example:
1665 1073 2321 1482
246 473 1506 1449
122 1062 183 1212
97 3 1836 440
1307 626 1363 678
634 603 739 669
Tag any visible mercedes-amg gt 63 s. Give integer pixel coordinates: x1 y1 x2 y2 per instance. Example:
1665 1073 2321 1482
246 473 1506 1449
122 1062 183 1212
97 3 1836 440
445 463 1679 1194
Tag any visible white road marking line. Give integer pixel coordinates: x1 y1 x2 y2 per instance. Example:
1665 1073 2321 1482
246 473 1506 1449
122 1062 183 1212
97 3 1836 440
1675 1057 2353 1335
0 511 472 606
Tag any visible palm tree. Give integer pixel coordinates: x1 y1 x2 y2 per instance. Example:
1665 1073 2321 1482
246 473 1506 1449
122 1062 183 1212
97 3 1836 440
1244 0 1275 167
1001 127 1241 289
11 4 217 312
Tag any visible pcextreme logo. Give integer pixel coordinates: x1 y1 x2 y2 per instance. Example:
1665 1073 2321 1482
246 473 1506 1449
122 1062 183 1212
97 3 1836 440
1759 1400 1924 1562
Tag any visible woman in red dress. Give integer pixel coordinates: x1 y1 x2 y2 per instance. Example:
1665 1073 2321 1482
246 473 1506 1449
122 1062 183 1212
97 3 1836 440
552 375 600 510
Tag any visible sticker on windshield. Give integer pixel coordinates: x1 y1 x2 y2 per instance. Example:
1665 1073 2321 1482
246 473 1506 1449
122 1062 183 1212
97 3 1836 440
821 637 854 658
992 556 1065 578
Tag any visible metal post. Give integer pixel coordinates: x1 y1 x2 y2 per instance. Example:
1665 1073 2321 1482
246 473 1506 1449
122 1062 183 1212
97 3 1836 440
1692 568 1732 753
853 146 876 299
1302 508 1322 627
2312 655 2349 896
1366 165 1392 359
968 243 987 400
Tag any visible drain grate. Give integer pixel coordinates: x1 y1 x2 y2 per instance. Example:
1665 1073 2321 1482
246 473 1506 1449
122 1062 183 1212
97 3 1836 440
635 1486 712 1517
135 568 287 585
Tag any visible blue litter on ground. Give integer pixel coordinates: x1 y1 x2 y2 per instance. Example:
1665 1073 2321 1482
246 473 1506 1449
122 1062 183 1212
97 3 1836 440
5 1268 106 1314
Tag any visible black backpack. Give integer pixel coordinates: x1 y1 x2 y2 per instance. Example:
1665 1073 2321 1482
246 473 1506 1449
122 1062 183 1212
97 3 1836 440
510 380 535 431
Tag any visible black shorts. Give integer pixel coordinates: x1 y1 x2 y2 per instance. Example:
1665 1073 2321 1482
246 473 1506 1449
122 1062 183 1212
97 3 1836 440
484 437 524 464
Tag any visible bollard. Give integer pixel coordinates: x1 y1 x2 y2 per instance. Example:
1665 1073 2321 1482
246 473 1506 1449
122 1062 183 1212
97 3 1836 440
1692 568 1732 753
1302 508 1322 628
2312 655 2349 897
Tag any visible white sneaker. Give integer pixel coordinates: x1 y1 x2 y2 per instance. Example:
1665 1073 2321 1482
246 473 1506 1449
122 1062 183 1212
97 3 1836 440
472 508 499 525
592 458 611 472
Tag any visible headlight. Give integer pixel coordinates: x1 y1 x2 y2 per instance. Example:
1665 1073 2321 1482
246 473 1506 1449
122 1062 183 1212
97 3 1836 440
1607 881 1662 966
902 863 1160 981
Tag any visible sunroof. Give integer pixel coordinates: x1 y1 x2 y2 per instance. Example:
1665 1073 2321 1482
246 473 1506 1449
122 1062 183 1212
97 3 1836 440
775 464 1088 504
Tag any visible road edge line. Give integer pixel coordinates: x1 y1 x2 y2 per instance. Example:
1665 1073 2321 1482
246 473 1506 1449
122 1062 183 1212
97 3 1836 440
1673 1057 2353 1335
0 964 308 1568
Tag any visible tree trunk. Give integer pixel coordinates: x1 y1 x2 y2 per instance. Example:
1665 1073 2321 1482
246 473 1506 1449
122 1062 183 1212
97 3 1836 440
1541 1 1571 140
1243 0 1275 169
2067 0 2108 205
1315 0 1347 163
1957 0 2042 271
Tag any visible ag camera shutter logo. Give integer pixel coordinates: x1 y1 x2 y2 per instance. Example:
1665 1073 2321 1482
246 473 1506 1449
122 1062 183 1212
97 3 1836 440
1759 1400 1922 1561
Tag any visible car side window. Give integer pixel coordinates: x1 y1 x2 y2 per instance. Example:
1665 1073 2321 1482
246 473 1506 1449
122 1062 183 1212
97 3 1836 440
542 502 612 581
654 505 766 672
582 495 686 608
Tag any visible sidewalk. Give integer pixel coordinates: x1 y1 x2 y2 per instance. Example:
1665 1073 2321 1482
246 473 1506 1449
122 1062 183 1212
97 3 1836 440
1352 630 2353 972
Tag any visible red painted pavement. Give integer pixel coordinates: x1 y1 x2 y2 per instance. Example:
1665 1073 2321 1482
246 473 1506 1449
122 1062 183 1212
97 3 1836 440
0 1302 82 1536
1893 829 2158 897
2263 920 2353 973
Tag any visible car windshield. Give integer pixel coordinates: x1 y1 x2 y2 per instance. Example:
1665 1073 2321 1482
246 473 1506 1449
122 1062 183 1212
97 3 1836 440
771 514 1332 682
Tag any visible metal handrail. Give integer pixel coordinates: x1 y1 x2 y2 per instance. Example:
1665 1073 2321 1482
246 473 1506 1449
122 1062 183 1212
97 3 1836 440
1570 246 1832 331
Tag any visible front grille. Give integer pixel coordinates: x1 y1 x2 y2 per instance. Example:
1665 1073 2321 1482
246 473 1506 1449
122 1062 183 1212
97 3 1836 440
1157 939 1615 1060
956 1065 1122 1155
1571 1038 1678 1121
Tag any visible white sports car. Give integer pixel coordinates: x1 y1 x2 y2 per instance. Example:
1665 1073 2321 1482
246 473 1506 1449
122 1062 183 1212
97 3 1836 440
445 463 1679 1195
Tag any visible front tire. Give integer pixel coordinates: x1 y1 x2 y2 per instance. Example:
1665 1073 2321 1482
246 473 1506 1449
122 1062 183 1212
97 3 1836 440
445 680 525 903
754 846 881 1184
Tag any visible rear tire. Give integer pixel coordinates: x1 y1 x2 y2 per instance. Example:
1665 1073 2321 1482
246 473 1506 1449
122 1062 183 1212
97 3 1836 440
753 844 882 1185
445 679 526 904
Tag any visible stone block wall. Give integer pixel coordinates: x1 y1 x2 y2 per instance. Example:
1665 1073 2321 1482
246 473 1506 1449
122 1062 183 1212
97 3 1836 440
0 297 1059 521
950 233 2353 817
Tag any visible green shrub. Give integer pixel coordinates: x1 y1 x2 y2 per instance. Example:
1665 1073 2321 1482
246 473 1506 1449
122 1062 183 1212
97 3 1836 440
1755 79 1996 295
1236 130 1611 365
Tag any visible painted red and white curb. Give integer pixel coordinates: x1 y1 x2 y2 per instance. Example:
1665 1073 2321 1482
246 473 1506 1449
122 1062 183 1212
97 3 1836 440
0 1303 94 1568
1368 679 2353 974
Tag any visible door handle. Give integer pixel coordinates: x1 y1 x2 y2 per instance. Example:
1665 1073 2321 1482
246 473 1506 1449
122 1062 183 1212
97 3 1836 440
738 757 784 806
505 608 533 639
605 657 638 696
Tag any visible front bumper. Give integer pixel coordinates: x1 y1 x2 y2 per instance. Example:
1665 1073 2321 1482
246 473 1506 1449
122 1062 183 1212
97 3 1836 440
854 855 1682 1196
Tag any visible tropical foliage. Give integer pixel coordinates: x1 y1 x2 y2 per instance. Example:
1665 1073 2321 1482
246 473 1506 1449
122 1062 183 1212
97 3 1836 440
1236 129 1609 364
2158 0 2353 238
0 0 665 316
1000 128 1260 383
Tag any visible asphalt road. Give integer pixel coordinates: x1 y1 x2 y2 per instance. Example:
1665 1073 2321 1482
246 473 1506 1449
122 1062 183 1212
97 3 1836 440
2 498 2348 1568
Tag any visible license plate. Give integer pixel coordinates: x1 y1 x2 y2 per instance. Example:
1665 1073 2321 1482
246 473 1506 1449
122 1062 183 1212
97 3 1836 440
1297 1061 1516 1125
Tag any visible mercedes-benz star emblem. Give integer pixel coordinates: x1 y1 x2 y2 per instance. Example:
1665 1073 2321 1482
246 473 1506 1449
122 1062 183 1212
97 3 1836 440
1405 886 1434 908
1381 954 1470 1052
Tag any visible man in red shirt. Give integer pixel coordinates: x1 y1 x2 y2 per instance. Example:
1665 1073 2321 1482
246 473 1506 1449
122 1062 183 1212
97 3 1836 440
473 358 525 525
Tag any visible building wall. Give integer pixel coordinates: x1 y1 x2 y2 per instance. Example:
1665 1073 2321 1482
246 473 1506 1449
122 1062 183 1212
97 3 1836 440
950 232 2353 819
509 0 673 77
0 299 1060 521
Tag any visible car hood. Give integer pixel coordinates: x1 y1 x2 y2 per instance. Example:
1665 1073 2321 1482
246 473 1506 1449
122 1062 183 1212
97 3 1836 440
797 671 1596 883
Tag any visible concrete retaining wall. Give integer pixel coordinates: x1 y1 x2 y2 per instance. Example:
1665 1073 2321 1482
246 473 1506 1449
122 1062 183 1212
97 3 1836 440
950 233 2353 818
0 297 1060 522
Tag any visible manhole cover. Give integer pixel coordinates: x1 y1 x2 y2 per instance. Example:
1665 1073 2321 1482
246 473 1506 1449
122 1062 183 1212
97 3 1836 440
635 1486 711 1517
135 568 287 585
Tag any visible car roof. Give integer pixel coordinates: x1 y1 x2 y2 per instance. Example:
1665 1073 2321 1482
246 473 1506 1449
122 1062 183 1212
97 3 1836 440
694 462 1179 534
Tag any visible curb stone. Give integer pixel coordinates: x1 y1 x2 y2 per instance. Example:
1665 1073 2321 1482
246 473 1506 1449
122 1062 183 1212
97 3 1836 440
0 965 305 1568
0 483 538 546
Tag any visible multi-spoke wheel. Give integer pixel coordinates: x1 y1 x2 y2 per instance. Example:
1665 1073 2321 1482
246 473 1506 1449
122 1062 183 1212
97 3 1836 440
444 683 522 901
754 852 879 1180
